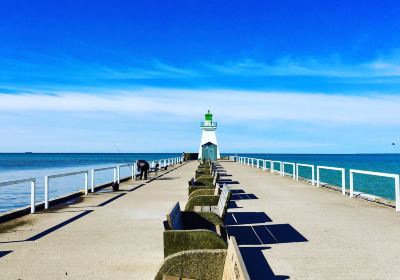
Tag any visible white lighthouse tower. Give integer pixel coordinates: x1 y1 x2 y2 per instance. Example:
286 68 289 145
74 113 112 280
198 110 220 160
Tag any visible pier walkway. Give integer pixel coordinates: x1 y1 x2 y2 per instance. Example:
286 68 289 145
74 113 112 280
2 160 400 279
0 161 196 279
220 161 400 279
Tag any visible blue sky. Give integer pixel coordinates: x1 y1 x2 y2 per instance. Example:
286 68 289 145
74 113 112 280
1 0 400 153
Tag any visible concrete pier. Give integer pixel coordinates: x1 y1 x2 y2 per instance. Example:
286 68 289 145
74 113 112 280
1 160 400 279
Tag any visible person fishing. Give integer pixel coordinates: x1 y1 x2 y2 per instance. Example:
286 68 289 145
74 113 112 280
136 159 150 180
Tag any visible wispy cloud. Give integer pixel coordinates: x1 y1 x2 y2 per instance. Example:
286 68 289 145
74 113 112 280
0 54 199 83
1 88 400 125
206 51 400 78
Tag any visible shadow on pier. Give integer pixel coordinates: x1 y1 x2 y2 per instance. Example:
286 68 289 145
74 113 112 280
222 174 307 280
225 210 306 279
240 247 290 280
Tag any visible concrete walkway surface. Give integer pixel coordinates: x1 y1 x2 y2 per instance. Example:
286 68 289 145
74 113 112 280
220 161 400 280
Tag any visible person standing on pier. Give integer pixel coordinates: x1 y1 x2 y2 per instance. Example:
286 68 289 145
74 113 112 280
136 160 150 180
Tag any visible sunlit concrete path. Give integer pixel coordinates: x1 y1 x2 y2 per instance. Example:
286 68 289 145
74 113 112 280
0 161 197 280
220 161 400 279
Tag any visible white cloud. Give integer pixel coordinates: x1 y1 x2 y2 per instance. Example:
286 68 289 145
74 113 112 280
206 53 400 78
1 88 400 126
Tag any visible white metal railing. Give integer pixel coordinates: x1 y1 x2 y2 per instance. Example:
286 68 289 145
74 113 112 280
317 166 346 195
272 161 283 175
117 163 135 183
349 169 400 211
0 178 37 214
1 156 183 214
263 160 272 171
282 162 296 179
91 166 117 193
235 156 400 212
45 170 89 209
296 163 315 186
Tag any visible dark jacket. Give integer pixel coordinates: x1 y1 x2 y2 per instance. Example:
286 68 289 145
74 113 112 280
137 160 150 171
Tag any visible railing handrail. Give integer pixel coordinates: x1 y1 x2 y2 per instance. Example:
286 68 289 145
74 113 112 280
282 162 296 179
296 163 315 186
316 165 345 195
118 163 134 168
349 169 400 211
0 177 36 187
0 177 36 214
349 169 397 178
297 163 314 168
317 165 344 172
93 166 117 172
48 170 88 179
282 162 295 166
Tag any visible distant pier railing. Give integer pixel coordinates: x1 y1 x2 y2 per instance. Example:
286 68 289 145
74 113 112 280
45 170 89 209
235 156 400 212
317 166 346 195
0 156 183 215
0 178 37 214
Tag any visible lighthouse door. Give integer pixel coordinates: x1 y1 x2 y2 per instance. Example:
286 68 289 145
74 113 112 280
202 143 217 161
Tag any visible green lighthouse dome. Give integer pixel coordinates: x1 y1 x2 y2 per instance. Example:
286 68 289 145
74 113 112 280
205 110 213 121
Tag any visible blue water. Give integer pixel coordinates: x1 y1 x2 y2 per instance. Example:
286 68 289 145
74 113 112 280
0 153 180 213
235 154 400 201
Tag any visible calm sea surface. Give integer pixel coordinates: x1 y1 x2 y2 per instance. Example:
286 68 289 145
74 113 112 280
1 153 399 213
0 153 180 213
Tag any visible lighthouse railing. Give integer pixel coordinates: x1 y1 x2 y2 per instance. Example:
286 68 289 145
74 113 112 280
200 121 217 128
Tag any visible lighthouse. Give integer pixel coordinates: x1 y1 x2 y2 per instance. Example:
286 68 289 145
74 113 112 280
198 110 220 161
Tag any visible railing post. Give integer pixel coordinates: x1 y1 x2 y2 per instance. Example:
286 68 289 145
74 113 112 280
296 164 299 180
117 165 120 183
263 160 266 171
350 170 354 198
311 166 315 186
271 162 274 173
341 169 346 195
84 172 88 195
91 169 95 193
395 175 400 212
131 164 134 179
293 164 296 179
30 180 36 214
45 175 49 209
113 167 117 183
316 167 320 187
